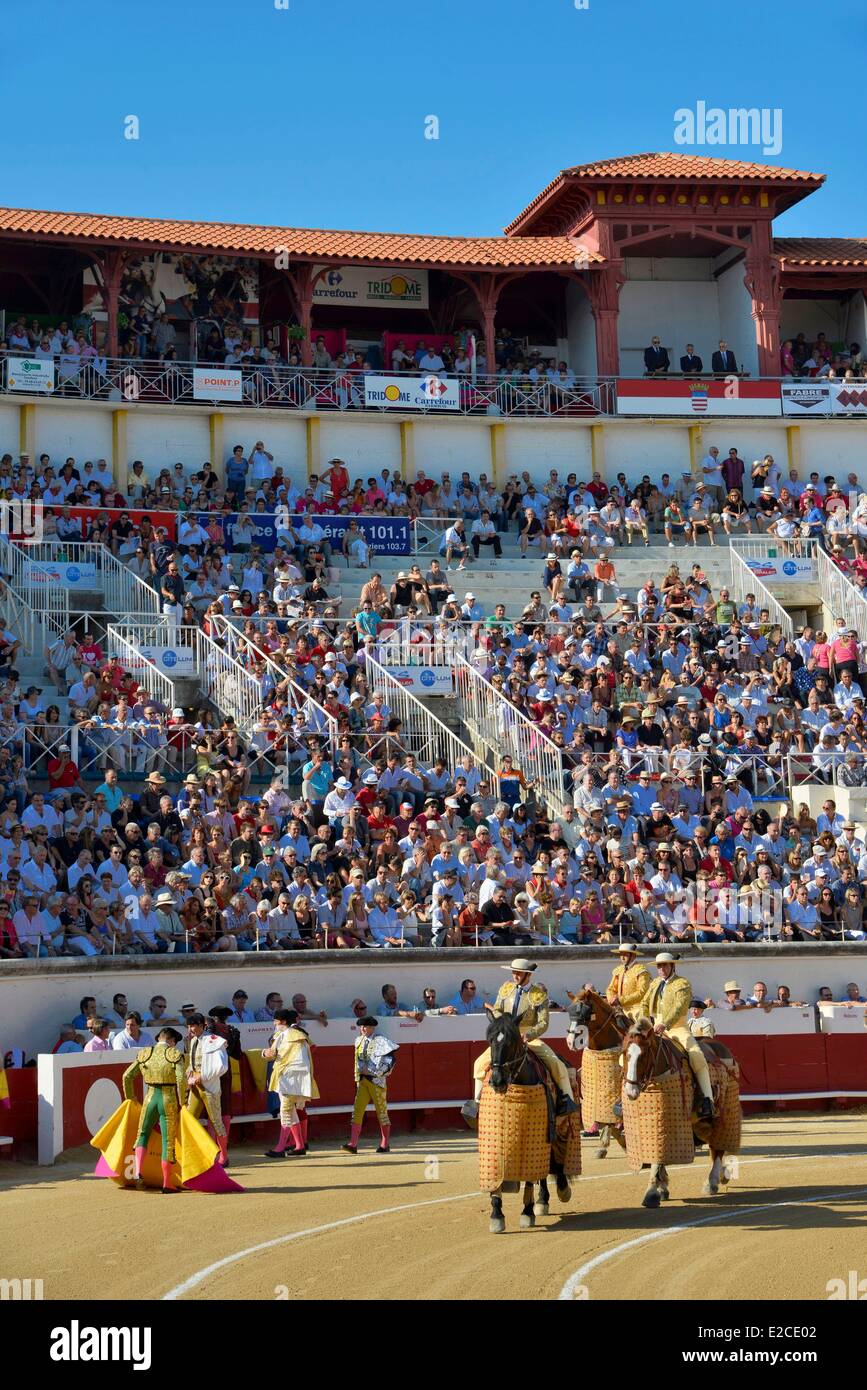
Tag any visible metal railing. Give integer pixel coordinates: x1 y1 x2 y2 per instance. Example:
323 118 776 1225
0 537 71 647
191 626 267 735
816 546 867 642
0 355 611 418
451 652 566 814
10 539 163 620
104 625 176 710
209 614 338 752
365 652 497 784
728 545 794 639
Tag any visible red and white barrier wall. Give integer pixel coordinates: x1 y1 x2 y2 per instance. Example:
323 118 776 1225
16 1009 867 1164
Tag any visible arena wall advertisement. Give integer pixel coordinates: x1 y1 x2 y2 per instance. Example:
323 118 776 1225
192 367 243 402
387 665 454 695
616 378 782 416
5 358 55 392
781 381 867 416
22 559 99 590
744 555 816 581
363 374 461 411
311 265 429 309
195 511 412 554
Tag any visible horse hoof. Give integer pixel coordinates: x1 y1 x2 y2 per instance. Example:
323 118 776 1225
519 1213 535 1229
594 1148 608 1160
642 1191 661 1209
702 1181 719 1196
533 1202 549 1218
489 1218 506 1234
720 1169 732 1186
658 1188 670 1201
556 1182 571 1204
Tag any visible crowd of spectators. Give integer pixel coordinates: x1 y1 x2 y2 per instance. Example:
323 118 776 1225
45 974 865 1054
0 431 866 957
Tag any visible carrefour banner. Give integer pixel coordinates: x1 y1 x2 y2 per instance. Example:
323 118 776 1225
364 374 460 411
196 512 411 555
23 559 99 590
312 265 429 309
617 378 781 416
6 358 55 392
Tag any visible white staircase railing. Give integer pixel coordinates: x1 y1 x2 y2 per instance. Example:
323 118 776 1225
452 651 566 813
0 537 71 648
728 547 794 638
815 546 867 641
104 624 176 710
192 626 264 734
209 615 338 753
365 653 497 785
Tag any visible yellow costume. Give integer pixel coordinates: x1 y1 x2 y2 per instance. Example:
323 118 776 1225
606 958 652 1020
269 1025 319 1127
473 980 572 1099
637 972 713 1101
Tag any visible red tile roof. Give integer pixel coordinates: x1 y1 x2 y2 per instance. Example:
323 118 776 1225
775 237 867 268
0 206 596 270
562 153 824 183
506 153 825 233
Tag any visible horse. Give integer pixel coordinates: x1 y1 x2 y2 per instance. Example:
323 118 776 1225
566 986 629 1159
481 1011 578 1234
622 1016 742 1208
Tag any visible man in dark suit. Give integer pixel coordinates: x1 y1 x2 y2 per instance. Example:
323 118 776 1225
712 340 738 374
644 337 670 376
680 344 703 373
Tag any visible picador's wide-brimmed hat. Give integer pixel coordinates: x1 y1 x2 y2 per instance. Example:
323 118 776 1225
654 952 677 965
503 958 537 973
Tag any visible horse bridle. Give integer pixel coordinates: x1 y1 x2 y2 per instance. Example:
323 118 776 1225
568 990 628 1047
624 1027 679 1096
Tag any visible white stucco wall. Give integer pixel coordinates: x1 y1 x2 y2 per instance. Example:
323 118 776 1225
413 420 490 478
317 416 401 481
502 422 593 480
28 403 113 467
618 260 720 377
716 258 758 376
126 410 210 474
0 401 20 457
565 282 597 377
603 423 688 483
225 416 307 488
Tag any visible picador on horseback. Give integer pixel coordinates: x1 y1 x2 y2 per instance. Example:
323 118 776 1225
462 959 579 1125
638 952 715 1121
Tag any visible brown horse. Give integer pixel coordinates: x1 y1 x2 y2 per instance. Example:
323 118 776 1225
622 1017 742 1208
566 986 629 1159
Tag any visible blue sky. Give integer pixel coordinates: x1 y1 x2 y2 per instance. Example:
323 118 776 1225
4 0 862 237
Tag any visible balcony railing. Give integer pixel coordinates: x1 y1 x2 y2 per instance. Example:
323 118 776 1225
0 354 612 417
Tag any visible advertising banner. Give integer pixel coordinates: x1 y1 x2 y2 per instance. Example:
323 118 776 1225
744 555 816 581
782 381 867 416
196 512 411 555
42 506 178 541
192 367 243 402
388 665 454 695
23 559 99 590
312 265 429 309
128 644 197 675
6 358 55 392
363 374 460 411
780 383 831 416
616 378 781 416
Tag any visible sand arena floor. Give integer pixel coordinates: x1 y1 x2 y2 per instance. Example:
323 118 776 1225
1 1112 866 1302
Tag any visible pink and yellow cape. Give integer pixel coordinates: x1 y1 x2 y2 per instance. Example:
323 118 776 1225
90 1100 243 1193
